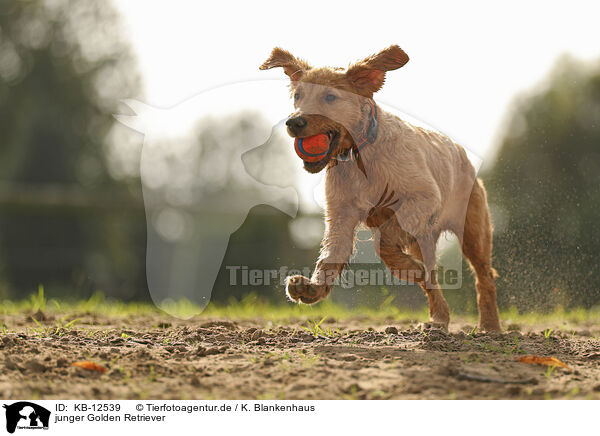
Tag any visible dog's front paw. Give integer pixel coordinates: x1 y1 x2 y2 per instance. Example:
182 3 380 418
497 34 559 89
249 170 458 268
286 275 329 305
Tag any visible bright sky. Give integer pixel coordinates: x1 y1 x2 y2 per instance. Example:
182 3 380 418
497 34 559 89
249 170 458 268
114 0 599 163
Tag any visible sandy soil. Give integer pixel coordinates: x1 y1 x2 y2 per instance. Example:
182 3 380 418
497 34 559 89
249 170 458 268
1 313 599 400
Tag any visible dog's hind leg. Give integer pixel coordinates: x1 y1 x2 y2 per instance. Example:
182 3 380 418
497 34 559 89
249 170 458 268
375 236 427 284
408 238 450 330
373 222 450 330
459 179 501 332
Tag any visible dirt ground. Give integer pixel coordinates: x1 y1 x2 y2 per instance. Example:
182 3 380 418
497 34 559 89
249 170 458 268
1 312 599 400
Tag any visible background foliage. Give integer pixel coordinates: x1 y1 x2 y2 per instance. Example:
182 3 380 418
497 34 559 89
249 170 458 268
0 2 598 311
484 56 600 310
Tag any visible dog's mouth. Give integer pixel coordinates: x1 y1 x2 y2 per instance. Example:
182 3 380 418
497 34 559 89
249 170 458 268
301 130 340 173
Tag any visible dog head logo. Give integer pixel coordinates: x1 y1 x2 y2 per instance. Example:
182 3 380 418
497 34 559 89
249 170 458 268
3 402 50 434
114 87 301 317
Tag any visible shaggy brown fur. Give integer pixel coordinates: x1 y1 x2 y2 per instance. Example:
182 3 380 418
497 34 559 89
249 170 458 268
260 45 501 332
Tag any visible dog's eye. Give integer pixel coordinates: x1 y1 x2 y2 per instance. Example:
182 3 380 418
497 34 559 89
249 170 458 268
324 94 337 103
294 93 300 101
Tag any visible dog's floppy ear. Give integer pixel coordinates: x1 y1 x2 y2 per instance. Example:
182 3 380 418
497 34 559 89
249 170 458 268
346 45 409 94
259 47 310 80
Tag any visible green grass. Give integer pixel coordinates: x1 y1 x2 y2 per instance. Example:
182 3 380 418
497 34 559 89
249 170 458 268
300 316 342 337
28 315 79 337
543 365 557 380
543 328 554 344
1 290 599 327
0 290 432 322
462 334 525 355
501 305 600 326
1 290 156 318
30 284 47 311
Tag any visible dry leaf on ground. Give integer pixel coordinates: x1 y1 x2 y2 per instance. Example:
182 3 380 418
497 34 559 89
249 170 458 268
72 361 107 373
518 355 570 369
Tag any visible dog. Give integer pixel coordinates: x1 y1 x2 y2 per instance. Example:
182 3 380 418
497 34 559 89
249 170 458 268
260 45 501 332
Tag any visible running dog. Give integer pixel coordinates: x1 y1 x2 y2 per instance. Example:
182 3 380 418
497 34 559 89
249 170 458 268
260 45 501 331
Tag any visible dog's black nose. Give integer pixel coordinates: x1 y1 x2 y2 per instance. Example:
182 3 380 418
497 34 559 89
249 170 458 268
286 116 307 131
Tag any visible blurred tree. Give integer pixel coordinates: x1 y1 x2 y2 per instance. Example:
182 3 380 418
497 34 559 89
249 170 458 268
0 0 144 298
484 55 600 310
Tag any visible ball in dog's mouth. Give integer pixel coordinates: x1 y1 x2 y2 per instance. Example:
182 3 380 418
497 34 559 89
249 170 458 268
294 130 339 172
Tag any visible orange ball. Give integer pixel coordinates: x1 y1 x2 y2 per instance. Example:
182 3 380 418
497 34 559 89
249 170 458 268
294 134 330 162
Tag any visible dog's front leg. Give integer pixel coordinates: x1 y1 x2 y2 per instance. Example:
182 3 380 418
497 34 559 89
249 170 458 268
286 206 360 304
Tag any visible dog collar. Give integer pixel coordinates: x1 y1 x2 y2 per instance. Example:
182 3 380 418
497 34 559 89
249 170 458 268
337 99 378 162
355 98 379 153
335 99 378 180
